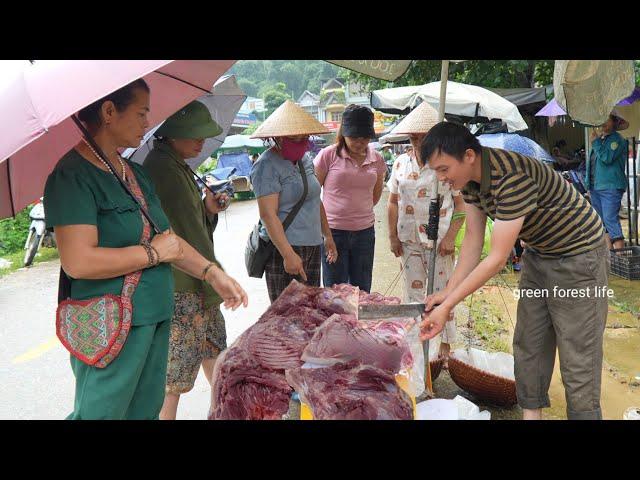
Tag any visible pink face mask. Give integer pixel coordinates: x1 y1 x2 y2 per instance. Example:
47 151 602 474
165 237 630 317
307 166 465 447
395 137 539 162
279 137 311 162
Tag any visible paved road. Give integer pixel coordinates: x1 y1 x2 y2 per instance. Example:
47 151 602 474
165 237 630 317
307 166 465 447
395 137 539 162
0 199 271 419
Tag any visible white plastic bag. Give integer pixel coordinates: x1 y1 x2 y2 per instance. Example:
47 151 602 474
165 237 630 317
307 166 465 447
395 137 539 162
415 395 491 420
453 347 515 380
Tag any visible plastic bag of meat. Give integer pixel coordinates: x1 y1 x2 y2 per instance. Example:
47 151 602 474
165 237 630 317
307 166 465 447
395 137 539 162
301 314 425 397
315 283 360 315
285 360 414 420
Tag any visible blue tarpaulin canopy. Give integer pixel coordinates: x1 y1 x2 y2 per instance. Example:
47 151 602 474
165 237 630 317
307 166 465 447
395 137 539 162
216 152 253 178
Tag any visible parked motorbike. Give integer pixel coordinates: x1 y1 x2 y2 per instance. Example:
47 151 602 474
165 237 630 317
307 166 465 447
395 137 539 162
24 198 55 267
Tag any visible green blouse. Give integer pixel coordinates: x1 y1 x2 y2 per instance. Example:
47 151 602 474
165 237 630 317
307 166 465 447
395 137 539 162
44 149 174 325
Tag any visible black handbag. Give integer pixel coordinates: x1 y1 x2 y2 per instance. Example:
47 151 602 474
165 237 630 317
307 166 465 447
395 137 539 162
245 159 309 278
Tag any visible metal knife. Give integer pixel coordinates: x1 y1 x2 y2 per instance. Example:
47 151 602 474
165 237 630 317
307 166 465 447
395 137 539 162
357 303 427 320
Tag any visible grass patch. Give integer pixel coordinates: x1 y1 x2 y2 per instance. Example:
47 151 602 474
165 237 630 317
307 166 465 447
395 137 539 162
464 295 511 354
0 247 59 278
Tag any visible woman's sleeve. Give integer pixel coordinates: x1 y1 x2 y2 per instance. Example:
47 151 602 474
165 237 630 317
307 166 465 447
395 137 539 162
313 147 331 177
387 156 401 194
251 158 281 198
44 168 97 228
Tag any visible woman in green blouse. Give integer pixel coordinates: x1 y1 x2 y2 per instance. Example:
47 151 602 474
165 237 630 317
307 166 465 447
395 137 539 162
143 101 232 420
44 80 248 420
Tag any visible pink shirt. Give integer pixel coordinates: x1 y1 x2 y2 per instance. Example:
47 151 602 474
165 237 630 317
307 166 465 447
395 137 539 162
313 144 387 231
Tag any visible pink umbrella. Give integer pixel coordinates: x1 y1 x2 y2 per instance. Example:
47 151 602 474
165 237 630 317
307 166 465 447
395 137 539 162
0 60 236 218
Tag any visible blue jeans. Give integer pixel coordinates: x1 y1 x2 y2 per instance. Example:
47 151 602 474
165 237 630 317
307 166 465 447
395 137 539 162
322 226 375 293
590 189 624 242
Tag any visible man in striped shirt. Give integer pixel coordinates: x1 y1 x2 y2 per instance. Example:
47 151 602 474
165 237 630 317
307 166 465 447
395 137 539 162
419 122 609 420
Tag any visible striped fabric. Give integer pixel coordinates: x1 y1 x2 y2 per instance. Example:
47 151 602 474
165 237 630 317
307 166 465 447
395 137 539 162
462 147 604 256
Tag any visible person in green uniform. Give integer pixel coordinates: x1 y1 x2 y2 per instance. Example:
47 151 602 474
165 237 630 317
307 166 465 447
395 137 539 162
586 110 629 250
419 122 609 420
44 80 248 420
143 101 232 420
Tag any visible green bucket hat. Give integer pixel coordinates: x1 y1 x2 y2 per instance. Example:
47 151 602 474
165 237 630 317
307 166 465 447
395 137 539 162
156 100 222 139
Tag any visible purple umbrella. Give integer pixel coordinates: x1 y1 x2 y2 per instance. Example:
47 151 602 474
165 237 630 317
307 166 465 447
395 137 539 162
536 87 640 117
535 99 566 117
617 87 640 106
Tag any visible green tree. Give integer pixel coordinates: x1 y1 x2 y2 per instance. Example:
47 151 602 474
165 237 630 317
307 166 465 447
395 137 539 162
344 60 555 91
262 82 292 117
238 78 259 97
243 122 262 135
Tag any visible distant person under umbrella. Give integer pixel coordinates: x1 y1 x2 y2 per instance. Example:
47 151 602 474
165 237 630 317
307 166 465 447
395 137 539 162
587 110 629 250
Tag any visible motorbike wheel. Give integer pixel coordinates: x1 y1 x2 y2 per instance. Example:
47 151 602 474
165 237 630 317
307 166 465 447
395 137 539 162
24 231 41 267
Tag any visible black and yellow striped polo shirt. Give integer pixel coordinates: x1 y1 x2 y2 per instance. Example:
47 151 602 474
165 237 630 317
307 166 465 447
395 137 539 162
462 147 604 256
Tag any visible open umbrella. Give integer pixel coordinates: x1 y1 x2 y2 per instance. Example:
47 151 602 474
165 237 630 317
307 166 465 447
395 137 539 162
477 133 555 164
553 60 635 127
214 134 268 155
0 60 236 218
125 74 246 169
371 80 528 132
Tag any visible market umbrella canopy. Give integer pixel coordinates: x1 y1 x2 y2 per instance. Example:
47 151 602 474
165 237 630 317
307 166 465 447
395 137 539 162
0 60 235 218
215 134 268 154
477 133 555 164
326 60 413 82
553 60 635 127
371 80 529 132
125 74 246 170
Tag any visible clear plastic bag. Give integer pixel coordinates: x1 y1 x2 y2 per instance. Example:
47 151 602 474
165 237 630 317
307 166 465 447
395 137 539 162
453 347 515 380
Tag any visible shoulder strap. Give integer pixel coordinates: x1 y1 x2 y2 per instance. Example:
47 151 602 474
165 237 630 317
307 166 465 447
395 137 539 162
282 158 309 232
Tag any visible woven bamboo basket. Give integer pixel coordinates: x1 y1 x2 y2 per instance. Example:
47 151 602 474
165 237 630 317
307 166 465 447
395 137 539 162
447 353 517 407
429 358 444 382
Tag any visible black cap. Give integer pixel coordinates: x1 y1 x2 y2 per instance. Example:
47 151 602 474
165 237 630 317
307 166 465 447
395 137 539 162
341 104 376 138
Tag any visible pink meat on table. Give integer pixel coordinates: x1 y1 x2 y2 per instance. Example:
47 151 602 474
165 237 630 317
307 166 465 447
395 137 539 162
285 360 414 420
209 280 416 420
301 314 415 372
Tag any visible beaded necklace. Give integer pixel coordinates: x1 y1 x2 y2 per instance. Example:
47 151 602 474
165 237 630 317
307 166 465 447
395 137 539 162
81 137 127 183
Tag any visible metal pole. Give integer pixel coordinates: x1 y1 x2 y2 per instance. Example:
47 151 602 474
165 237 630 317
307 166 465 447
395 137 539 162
585 127 591 169
423 60 450 396
633 137 638 245
626 145 632 246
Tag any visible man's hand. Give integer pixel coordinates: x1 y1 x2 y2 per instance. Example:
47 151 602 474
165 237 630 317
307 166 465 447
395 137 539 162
425 291 448 312
420 303 452 341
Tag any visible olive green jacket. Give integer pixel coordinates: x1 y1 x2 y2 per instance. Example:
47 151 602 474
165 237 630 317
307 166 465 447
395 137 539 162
144 140 221 307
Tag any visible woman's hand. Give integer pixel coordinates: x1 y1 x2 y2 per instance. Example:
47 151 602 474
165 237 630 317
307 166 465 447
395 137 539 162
151 230 184 263
204 188 230 215
438 234 456 257
324 236 338 264
389 235 403 257
283 251 307 282
205 266 248 311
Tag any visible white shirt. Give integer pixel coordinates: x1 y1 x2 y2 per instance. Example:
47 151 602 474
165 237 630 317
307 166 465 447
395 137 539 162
387 153 460 247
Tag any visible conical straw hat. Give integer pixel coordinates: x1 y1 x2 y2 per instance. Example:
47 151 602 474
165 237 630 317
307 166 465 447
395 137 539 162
250 100 330 138
390 101 440 135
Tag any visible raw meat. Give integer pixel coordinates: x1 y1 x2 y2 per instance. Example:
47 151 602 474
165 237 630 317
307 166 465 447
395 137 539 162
301 314 414 372
285 361 414 420
247 306 327 371
210 281 339 420
210 280 418 420
208 337 293 420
